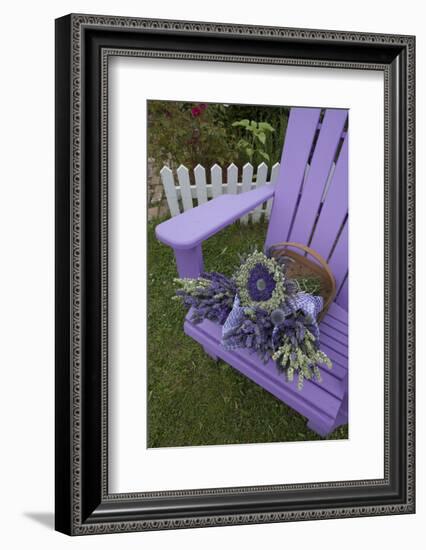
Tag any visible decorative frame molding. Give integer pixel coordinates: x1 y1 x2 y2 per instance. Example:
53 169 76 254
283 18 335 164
55 13 415 535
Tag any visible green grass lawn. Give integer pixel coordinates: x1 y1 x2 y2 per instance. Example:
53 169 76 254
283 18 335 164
147 218 348 448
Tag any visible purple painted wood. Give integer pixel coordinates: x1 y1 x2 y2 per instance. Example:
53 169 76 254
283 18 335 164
156 183 275 277
326 301 348 325
319 344 347 373
289 110 347 244
328 220 348 296
156 183 275 251
309 136 348 261
321 322 347 346
321 323 347 345
174 245 203 278
185 306 348 436
264 108 321 250
320 333 348 358
315 352 346 380
337 277 348 311
318 311 348 381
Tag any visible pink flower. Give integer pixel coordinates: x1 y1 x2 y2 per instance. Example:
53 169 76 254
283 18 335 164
191 106 202 117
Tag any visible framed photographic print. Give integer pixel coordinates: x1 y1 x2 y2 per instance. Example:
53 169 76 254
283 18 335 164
55 14 415 535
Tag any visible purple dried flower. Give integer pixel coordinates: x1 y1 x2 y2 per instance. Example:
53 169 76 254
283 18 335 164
270 308 286 326
175 271 236 325
274 313 320 349
222 305 275 362
247 263 276 302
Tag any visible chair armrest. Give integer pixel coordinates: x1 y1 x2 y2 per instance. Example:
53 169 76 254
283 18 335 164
155 183 275 250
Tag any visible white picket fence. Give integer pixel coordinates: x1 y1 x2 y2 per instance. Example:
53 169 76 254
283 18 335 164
160 162 280 224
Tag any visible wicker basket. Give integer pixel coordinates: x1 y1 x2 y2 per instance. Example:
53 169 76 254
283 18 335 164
268 241 336 321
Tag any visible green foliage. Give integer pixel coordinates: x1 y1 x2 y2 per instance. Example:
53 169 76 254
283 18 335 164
297 277 322 295
147 100 290 174
222 103 289 166
232 119 275 165
147 101 234 171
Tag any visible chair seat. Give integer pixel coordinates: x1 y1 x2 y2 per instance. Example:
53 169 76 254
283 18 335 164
184 301 348 436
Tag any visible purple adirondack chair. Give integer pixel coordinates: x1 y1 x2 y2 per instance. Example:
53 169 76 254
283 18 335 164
156 107 348 437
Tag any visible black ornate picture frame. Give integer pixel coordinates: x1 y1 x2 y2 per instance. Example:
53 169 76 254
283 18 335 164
55 13 415 535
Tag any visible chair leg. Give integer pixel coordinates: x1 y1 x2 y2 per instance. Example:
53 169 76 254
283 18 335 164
307 418 335 437
307 392 348 437
174 245 203 278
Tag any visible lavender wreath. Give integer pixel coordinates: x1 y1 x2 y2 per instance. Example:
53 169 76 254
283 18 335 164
174 250 332 390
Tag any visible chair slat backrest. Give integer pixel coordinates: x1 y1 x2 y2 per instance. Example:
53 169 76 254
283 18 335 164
310 135 348 309
336 277 348 311
328 221 348 303
309 137 348 259
265 108 321 249
288 110 347 244
265 107 349 310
